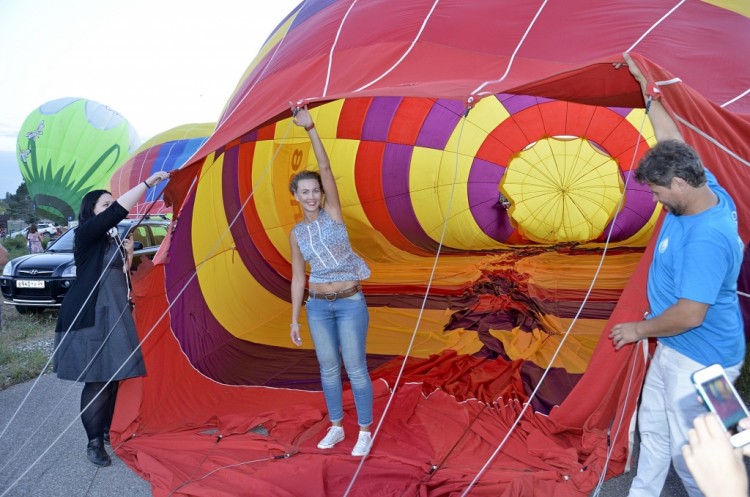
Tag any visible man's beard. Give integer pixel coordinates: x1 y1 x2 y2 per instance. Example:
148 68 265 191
663 202 685 216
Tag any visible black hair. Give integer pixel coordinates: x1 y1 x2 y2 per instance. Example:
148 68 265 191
289 170 323 194
635 139 706 188
78 190 111 224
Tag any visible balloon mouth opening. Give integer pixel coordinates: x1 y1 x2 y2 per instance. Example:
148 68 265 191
499 136 624 244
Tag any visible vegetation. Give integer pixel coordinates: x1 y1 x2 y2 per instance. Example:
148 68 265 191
3 236 31 260
0 305 56 390
4 182 39 224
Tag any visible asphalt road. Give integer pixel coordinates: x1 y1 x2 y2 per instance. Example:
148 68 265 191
0 374 732 497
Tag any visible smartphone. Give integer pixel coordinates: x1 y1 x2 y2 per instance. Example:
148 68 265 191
691 364 750 448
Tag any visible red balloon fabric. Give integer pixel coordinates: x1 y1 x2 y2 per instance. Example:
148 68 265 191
111 2 750 496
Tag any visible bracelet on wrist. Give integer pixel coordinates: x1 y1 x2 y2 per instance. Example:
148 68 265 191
143 181 152 189
303 123 315 132
290 323 299 328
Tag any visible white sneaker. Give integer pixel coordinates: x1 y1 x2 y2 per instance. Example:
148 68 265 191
317 426 345 449
351 431 372 456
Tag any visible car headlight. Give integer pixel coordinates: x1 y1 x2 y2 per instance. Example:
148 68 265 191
2 261 13 276
62 265 76 277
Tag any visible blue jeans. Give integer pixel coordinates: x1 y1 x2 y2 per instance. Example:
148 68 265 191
306 291 373 427
629 343 743 497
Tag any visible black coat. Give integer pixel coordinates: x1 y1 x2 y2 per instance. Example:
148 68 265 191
55 202 128 333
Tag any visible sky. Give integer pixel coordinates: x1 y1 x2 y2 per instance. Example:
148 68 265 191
0 0 301 197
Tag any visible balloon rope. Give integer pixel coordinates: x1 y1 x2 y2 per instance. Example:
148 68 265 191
132 130 190 217
0 184 173 493
589 341 648 496
216 2 304 129
353 0 440 94
625 0 685 53
673 114 750 167
722 88 750 109
166 436 222 497
167 456 271 496
0 200 170 495
0 201 160 444
587 106 655 495
470 0 549 97
323 0 360 97
1 118 292 494
342 107 470 497
0 302 132 490
459 106 654 496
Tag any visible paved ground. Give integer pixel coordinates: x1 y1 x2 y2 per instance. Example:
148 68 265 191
0 375 150 497
0 374 719 497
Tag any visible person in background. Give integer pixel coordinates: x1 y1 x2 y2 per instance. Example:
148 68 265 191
610 53 745 496
27 224 43 253
288 106 375 457
682 414 750 497
53 170 169 467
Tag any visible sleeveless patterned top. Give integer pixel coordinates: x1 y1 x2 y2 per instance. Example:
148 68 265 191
293 209 370 284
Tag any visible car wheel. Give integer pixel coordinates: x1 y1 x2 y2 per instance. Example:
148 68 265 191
16 306 45 315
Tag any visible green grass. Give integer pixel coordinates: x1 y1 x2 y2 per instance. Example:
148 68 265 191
2 236 51 258
0 305 56 390
3 237 30 260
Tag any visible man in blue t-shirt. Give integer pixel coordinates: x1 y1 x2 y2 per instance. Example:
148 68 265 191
610 53 745 497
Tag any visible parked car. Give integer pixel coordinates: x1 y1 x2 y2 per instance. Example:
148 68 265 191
9 223 60 240
1 217 170 314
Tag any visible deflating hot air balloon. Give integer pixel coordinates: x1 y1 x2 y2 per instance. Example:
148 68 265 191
16 97 139 223
110 2 750 496
109 123 214 215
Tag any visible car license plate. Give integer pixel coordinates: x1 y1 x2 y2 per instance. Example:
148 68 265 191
16 280 45 289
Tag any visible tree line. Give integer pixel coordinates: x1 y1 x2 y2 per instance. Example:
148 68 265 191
1 182 40 224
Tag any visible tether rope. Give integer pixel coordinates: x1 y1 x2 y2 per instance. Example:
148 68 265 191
457 95 654 497
216 1 306 130
0 301 131 474
127 117 340 494
0 192 178 488
353 0 440 94
1 202 169 496
590 340 649 497
470 0 548 98
673 114 750 168
585 99 653 495
342 106 470 497
323 0 359 97
625 0 685 53
167 456 271 496
0 202 159 443
722 88 750 109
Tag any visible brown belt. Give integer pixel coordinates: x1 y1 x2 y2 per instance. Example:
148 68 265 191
308 285 361 301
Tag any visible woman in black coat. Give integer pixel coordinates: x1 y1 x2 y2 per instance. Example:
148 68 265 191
54 170 168 467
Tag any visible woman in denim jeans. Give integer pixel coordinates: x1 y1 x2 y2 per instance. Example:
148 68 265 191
288 106 374 457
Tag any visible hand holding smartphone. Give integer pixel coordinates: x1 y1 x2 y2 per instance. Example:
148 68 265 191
691 364 750 448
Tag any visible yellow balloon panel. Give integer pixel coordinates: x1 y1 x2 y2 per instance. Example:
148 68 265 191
503 138 624 243
192 153 291 343
489 319 602 374
410 147 497 250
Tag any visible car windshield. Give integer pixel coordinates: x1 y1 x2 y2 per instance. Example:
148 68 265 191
46 224 129 253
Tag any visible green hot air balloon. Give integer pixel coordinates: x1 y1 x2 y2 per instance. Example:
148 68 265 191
16 97 139 223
